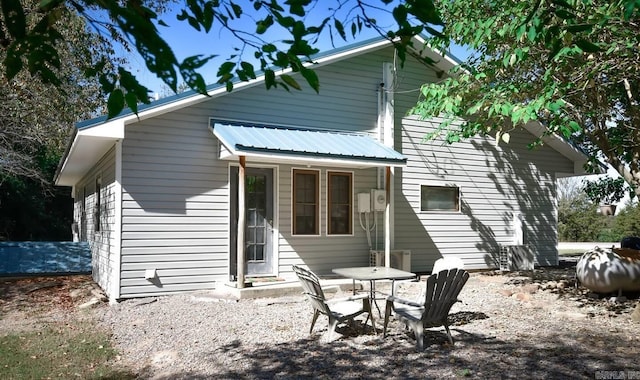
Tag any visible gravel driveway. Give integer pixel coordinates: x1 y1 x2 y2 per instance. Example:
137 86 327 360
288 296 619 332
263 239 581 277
94 266 640 379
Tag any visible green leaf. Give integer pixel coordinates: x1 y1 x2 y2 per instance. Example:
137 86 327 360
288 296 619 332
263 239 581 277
256 15 274 34
624 0 640 20
125 92 139 114
107 89 125 119
265 69 276 90
565 24 593 33
230 1 242 18
202 2 215 32
240 61 256 79
334 19 346 40
568 121 581 132
99 74 115 94
300 67 319 93
1 0 27 39
118 67 149 101
4 45 23 80
392 5 408 24
217 61 235 76
262 43 277 53
288 0 307 17
39 0 64 12
575 39 600 53
280 74 301 90
555 9 575 19
527 25 537 42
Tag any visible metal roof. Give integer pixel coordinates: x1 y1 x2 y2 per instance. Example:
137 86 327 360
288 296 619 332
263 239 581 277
211 122 407 167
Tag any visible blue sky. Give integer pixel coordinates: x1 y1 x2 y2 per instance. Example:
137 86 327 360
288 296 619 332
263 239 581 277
122 2 466 95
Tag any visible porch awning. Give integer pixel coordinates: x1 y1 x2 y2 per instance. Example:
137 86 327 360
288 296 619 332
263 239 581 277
211 122 407 168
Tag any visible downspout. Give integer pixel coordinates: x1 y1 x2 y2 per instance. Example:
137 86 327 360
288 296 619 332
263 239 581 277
112 140 123 303
382 62 395 267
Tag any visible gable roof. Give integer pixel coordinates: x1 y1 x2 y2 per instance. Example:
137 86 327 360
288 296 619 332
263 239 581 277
55 35 455 186
212 121 407 168
54 35 590 185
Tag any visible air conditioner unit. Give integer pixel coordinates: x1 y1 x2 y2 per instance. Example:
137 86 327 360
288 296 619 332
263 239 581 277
499 245 534 271
370 250 411 272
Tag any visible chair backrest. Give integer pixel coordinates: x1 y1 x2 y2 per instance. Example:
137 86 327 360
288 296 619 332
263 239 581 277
431 257 465 275
421 268 469 324
292 265 331 315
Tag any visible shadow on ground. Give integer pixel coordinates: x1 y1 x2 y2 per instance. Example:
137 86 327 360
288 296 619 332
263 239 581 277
135 323 636 380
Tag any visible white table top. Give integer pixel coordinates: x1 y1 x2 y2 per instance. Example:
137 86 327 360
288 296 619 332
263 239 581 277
332 266 415 281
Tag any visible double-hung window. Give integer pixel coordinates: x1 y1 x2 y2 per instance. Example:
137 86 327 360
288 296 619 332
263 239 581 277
95 176 102 232
327 171 353 235
293 169 319 235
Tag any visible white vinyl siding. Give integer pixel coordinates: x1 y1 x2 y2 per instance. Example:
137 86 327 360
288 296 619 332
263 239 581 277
69 41 580 299
395 118 570 271
277 165 379 276
116 46 390 296
119 112 228 298
74 146 117 298
391 53 572 272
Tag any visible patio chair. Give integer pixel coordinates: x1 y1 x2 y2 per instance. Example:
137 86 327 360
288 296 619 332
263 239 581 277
383 268 469 351
431 256 465 274
292 265 373 341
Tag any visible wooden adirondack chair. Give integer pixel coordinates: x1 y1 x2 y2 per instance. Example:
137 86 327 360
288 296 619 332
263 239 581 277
292 265 373 341
383 268 469 351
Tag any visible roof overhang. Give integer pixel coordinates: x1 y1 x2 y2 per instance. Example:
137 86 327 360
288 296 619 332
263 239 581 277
522 121 598 177
55 119 124 186
55 36 449 185
211 122 407 168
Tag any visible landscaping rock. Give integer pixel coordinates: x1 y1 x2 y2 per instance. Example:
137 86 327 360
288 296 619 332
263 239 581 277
521 284 539 294
513 292 531 302
632 303 640 322
78 297 101 309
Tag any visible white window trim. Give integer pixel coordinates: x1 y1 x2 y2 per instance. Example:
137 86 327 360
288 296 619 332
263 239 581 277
326 170 355 236
291 167 321 237
94 175 103 233
419 183 461 213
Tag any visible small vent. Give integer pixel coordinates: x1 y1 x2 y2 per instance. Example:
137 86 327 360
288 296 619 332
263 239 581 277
499 245 534 271
370 250 411 271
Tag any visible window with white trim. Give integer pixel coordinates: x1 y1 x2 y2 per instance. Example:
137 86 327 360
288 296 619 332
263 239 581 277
95 176 102 232
421 185 460 212
327 171 352 235
293 169 319 235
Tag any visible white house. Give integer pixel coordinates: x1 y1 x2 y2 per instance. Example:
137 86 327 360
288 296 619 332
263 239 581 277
55 36 588 301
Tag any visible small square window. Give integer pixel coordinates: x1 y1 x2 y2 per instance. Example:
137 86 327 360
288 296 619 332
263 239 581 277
421 185 459 211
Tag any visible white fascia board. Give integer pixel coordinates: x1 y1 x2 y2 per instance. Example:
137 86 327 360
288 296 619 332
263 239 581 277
221 150 406 169
213 129 405 168
78 118 125 138
56 119 124 185
412 35 460 73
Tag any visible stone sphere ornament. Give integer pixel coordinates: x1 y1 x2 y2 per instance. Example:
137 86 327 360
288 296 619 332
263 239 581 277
576 246 640 294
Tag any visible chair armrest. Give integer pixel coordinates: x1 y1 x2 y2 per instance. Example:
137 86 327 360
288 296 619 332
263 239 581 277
386 295 423 308
327 293 369 304
391 278 419 296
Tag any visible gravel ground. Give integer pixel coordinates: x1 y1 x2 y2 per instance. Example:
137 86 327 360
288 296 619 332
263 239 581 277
91 265 640 380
